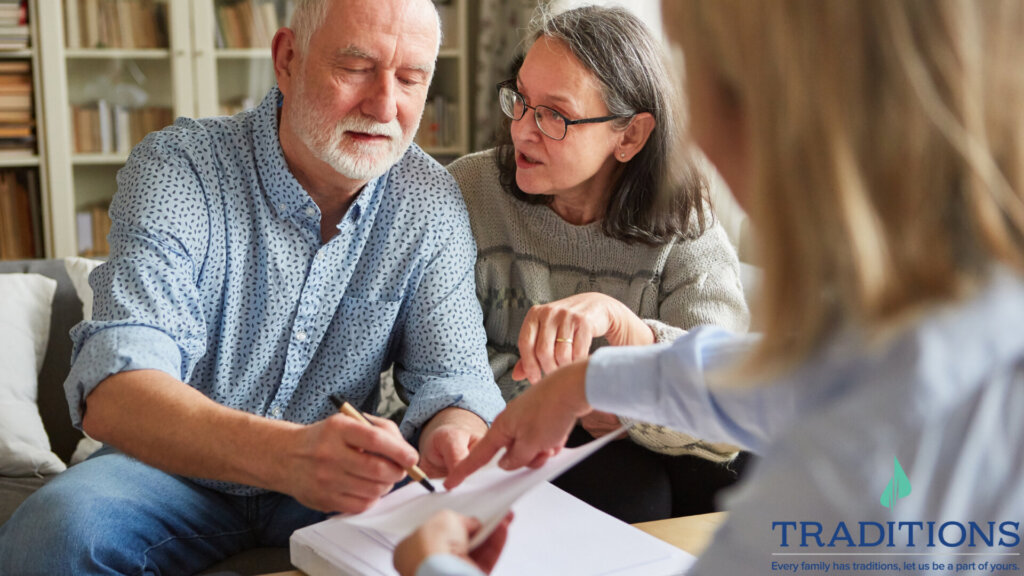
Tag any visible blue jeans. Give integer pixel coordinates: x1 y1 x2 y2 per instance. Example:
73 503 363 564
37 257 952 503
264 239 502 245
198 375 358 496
0 446 326 575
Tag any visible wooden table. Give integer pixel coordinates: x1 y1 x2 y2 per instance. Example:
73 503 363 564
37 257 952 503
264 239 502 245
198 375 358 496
263 511 726 575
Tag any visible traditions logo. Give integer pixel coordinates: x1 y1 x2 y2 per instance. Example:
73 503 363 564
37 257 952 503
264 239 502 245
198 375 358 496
770 455 1022 574
880 457 911 509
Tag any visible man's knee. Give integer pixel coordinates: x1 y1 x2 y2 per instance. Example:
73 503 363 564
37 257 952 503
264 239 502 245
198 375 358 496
0 476 124 574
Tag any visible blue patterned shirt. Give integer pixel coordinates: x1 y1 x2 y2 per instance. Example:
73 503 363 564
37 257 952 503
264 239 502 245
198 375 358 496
65 87 504 495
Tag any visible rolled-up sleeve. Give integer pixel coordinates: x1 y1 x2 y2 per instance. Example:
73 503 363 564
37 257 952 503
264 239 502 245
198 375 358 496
393 203 505 437
64 128 211 428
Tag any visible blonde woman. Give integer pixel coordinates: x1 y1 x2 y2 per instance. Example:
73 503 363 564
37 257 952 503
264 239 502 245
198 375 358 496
443 1 1024 575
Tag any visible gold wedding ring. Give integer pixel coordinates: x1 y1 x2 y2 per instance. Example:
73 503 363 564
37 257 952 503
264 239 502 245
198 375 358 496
555 337 574 343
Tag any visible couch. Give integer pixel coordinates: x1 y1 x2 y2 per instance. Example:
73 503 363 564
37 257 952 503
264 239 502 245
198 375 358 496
0 259 294 575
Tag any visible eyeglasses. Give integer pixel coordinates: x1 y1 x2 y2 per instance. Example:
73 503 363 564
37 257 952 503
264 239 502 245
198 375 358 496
496 80 627 141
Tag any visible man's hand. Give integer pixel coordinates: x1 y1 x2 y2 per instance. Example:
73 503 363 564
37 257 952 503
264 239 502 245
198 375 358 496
418 407 488 479
393 510 513 576
445 361 591 490
283 413 419 514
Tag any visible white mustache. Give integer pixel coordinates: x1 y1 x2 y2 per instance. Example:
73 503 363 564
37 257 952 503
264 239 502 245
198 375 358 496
337 116 402 140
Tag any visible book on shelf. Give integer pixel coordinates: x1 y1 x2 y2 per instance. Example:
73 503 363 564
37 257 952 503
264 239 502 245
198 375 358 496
215 0 285 49
415 94 458 150
0 60 27 74
0 91 30 108
0 56 34 155
0 0 27 51
66 0 168 49
75 203 111 257
0 168 41 260
70 101 173 154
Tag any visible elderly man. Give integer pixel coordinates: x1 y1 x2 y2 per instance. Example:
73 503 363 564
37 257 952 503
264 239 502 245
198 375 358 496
0 0 503 573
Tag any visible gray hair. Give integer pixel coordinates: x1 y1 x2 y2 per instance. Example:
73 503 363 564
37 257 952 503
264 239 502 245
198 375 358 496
290 0 443 54
496 4 708 243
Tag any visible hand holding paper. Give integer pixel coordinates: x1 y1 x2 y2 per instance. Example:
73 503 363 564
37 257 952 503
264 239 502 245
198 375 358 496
392 510 513 576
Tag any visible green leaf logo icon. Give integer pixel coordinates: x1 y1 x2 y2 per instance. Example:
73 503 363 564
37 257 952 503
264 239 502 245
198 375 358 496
880 457 911 508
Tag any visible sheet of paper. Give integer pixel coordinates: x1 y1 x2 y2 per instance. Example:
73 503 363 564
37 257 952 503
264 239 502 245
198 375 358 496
343 425 629 547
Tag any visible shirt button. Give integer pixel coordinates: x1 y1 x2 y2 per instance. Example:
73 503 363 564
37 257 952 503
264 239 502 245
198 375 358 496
295 329 307 342
305 206 316 217
278 203 287 213
272 406 282 417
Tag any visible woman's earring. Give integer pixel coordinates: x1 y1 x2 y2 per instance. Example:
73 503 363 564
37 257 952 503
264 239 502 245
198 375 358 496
619 152 626 159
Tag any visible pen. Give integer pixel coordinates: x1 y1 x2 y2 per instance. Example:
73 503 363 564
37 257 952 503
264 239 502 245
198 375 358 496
328 395 436 493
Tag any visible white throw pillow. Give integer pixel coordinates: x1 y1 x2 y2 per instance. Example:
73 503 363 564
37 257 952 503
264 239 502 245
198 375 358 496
64 256 103 321
0 273 67 477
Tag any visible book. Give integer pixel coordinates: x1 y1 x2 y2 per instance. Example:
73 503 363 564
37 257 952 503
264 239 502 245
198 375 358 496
65 0 82 48
75 210 93 255
83 0 100 48
0 92 30 109
91 204 111 256
259 1 279 43
0 169 39 260
0 109 30 123
76 203 111 257
97 99 112 154
0 60 28 73
0 124 33 138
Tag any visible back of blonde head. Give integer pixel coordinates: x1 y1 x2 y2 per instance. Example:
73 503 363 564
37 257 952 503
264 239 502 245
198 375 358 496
673 0 1024 375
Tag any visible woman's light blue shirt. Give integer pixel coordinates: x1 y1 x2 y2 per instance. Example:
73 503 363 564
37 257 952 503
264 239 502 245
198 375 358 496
589 268 1024 574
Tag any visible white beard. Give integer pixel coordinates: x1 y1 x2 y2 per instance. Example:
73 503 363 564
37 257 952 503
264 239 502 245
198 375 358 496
289 80 416 182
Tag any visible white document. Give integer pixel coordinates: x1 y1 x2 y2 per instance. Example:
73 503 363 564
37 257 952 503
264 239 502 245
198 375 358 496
291 429 695 575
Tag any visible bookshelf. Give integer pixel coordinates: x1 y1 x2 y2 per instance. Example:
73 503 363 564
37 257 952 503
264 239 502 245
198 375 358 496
191 0 286 118
0 0 45 260
38 0 192 257
417 0 470 161
35 0 472 257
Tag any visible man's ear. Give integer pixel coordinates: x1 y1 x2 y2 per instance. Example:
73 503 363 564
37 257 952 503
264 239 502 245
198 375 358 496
272 27 299 98
615 112 656 162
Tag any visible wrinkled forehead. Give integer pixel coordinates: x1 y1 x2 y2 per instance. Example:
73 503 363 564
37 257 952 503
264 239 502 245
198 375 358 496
318 0 439 68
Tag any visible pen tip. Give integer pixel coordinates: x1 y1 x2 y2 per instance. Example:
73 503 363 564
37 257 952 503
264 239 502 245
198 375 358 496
420 478 436 493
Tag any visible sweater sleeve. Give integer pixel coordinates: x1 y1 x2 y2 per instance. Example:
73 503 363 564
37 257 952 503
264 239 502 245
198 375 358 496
621 221 751 458
656 222 750 335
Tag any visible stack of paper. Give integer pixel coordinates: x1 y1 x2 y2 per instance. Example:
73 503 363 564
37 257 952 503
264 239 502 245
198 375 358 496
291 431 695 575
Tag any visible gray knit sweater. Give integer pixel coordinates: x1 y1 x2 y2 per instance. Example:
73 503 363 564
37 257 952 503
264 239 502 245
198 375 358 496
448 149 750 462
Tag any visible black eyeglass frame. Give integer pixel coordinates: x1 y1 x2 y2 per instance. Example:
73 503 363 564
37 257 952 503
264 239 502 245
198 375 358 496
496 79 628 141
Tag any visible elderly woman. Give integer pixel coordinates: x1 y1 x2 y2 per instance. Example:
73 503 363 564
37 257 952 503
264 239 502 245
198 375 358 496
446 5 749 523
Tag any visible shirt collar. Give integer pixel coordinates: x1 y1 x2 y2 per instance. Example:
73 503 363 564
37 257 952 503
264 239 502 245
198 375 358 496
252 85 387 227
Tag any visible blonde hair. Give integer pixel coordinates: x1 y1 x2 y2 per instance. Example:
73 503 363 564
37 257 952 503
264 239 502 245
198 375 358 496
671 0 1024 375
